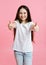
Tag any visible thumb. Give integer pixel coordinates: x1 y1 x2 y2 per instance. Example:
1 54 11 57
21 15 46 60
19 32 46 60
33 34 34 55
9 20 11 24
35 22 37 26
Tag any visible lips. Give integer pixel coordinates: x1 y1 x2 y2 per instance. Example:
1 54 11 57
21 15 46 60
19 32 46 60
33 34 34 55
21 16 24 18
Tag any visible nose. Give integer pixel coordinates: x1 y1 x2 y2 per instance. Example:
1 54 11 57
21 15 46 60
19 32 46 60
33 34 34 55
21 14 25 18
22 13 24 16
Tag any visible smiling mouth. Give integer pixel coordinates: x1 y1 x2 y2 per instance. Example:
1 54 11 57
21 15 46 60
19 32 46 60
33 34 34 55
21 16 26 19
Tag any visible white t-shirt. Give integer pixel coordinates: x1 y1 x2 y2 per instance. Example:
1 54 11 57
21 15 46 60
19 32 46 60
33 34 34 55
12 20 34 52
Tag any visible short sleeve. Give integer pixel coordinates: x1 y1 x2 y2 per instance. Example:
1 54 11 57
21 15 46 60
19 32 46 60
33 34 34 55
14 20 19 28
28 21 35 29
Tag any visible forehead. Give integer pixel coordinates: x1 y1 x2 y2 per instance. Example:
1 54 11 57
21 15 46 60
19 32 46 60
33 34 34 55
19 8 27 12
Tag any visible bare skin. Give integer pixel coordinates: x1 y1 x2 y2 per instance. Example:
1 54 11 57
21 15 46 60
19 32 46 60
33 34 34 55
8 8 39 31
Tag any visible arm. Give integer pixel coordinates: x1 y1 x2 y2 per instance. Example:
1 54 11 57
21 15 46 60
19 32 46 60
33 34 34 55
29 22 39 31
34 24 39 31
8 21 16 30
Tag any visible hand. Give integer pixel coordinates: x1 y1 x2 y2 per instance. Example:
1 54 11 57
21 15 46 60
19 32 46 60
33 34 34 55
29 22 37 31
8 21 13 30
29 22 39 31
34 24 39 31
34 22 37 26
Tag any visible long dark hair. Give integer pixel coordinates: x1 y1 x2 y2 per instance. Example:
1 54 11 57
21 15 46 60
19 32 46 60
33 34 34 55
14 5 34 41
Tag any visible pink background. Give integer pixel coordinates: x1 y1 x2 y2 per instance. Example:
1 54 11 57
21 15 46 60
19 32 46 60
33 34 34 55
0 0 46 65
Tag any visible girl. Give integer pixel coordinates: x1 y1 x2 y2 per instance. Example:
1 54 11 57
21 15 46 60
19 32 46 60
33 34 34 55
8 5 39 65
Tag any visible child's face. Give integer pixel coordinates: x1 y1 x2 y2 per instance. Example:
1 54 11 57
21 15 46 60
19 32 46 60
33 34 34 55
19 8 28 22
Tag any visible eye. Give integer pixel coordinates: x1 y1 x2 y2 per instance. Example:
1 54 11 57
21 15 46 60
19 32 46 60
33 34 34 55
19 12 22 14
24 12 26 14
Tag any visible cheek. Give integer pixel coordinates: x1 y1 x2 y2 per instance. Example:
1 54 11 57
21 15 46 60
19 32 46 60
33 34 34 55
19 14 22 18
19 13 28 19
24 14 28 18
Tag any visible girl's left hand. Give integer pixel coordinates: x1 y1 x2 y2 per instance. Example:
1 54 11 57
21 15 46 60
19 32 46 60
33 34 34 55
29 22 39 31
34 23 39 31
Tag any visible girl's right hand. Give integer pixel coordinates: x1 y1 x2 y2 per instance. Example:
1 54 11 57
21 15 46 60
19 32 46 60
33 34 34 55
8 21 13 30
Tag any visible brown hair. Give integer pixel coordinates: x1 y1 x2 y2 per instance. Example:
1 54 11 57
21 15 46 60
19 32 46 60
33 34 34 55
14 5 34 41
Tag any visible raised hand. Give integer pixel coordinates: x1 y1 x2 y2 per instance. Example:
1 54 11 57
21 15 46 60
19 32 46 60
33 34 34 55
34 23 39 31
8 21 13 30
29 22 39 31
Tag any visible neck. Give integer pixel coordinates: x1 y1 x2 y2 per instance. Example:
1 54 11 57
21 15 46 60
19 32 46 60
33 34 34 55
22 20 27 24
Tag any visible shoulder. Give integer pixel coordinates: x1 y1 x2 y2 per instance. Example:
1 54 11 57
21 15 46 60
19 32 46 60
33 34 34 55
27 21 35 28
29 21 35 25
14 20 20 25
14 20 19 23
